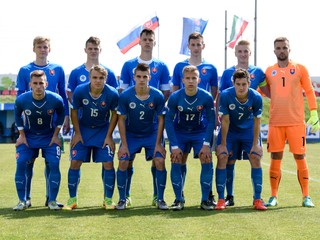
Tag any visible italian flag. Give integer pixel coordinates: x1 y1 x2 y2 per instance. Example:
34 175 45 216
227 15 249 49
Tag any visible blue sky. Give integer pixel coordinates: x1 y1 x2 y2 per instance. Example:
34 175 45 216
0 0 318 76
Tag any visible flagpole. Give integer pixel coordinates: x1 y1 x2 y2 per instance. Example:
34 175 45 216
224 10 228 69
254 0 257 65
157 13 160 59
157 23 160 59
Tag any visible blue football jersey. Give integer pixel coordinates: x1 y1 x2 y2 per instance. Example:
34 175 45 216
219 65 266 91
67 63 119 93
219 87 263 133
117 86 165 137
165 88 215 146
120 57 170 91
14 90 65 147
16 62 69 116
72 82 119 146
171 59 218 91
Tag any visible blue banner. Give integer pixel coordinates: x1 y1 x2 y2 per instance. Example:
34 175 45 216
179 17 208 56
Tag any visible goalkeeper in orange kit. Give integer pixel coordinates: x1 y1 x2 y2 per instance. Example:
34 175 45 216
265 37 320 207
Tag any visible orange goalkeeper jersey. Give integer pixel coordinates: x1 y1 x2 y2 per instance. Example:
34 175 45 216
265 61 317 126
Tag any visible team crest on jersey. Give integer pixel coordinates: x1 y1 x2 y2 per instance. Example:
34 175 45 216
271 70 277 76
201 68 207 75
100 101 106 107
129 102 136 109
24 109 31 115
229 104 236 110
197 105 203 111
177 106 183 111
248 106 253 111
148 102 155 109
16 152 19 159
151 67 158 74
82 99 89 105
80 75 87 82
290 68 295 74
250 73 255 79
49 69 55 76
47 109 54 115
72 150 77 157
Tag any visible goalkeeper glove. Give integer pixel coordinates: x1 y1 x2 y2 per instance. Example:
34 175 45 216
307 110 320 133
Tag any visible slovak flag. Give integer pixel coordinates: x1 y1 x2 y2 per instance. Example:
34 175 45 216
227 15 249 49
117 15 159 54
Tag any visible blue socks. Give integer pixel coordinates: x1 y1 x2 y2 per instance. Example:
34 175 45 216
156 169 167 201
216 168 227 199
126 167 134 197
200 162 213 201
226 163 235 196
103 168 115 199
171 163 183 201
68 169 80 198
117 169 127 201
252 168 263 200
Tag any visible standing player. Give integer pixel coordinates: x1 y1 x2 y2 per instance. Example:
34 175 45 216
171 32 218 205
165 65 215 211
66 36 119 204
116 63 168 210
172 32 218 96
215 68 267 211
119 28 171 207
67 36 118 104
217 40 269 207
265 37 319 207
16 36 70 208
63 65 119 210
13 70 65 210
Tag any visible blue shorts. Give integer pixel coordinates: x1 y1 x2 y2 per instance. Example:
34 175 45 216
25 133 53 160
16 143 61 164
172 131 208 158
70 142 114 163
119 131 164 161
216 130 261 160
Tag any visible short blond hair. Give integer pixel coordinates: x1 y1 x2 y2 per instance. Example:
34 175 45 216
182 65 199 76
33 36 50 47
90 65 108 77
